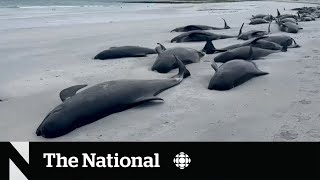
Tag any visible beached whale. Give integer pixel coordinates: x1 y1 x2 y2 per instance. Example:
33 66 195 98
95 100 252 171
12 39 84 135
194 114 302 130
262 35 300 48
170 18 230 32
249 18 270 25
251 14 268 19
36 55 190 138
276 9 298 20
251 14 274 21
214 40 287 63
152 43 205 73
298 13 316 21
170 30 236 43
208 58 269 90
280 18 298 25
237 22 271 40
276 20 303 33
93 46 157 60
202 36 284 54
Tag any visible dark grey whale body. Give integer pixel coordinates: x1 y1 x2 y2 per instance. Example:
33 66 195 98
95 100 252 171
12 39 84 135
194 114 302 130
208 59 269 90
276 9 298 20
214 41 287 63
251 14 274 21
251 14 268 19
237 22 271 40
152 43 204 73
262 35 300 48
36 56 190 138
170 18 230 32
276 20 303 33
170 30 236 43
202 36 283 54
249 18 270 25
280 18 298 24
94 46 157 60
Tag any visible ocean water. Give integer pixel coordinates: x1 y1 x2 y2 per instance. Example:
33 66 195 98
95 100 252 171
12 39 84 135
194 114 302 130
0 0 122 8
0 0 254 30
0 0 246 8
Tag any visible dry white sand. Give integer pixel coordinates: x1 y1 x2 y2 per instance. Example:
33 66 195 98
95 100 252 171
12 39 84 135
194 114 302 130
0 0 320 141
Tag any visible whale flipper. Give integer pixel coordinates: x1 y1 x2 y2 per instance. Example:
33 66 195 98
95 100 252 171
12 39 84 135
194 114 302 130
211 62 219 72
59 84 88 102
251 61 269 76
133 96 164 105
131 53 147 57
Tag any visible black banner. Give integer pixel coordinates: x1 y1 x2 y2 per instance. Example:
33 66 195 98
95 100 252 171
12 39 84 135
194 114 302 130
1 142 320 180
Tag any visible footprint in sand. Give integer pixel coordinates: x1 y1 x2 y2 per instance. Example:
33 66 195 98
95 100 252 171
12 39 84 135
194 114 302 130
292 114 311 122
272 113 283 119
304 65 315 69
306 129 320 139
275 130 299 140
273 123 299 141
309 90 319 94
300 78 314 83
299 99 312 105
312 55 319 60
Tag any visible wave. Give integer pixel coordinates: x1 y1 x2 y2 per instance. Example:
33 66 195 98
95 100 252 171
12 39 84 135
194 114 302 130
0 4 116 9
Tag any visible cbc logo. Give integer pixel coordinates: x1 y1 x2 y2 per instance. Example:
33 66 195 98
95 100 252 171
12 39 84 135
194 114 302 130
173 152 191 169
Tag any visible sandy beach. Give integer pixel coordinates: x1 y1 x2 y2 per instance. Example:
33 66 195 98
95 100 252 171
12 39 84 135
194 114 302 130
0 0 320 141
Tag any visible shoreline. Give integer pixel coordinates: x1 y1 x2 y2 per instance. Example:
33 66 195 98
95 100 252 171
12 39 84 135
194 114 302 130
120 1 208 4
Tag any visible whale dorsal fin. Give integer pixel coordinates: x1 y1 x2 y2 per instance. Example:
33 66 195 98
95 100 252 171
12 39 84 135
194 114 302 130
222 18 230 29
202 40 216 54
59 84 88 102
238 23 244 37
155 43 166 54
